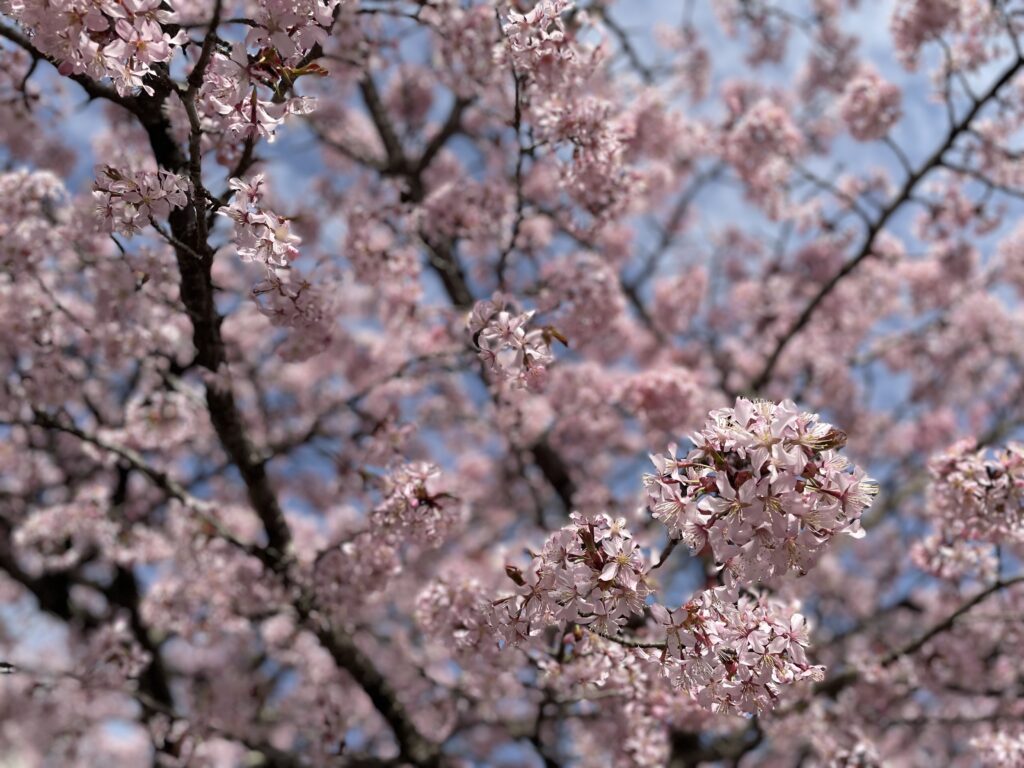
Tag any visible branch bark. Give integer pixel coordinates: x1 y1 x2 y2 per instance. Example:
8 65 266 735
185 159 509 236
7 25 446 763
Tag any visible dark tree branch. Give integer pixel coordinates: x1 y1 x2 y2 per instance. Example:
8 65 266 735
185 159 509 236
0 22 137 110
811 575 1024 701
749 54 1024 394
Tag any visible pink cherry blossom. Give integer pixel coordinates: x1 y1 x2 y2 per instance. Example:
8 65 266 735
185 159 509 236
645 398 877 585
5 1 1024 765
839 68 903 141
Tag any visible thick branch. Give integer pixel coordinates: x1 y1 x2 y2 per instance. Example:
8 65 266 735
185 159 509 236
22 411 269 561
353 77 578 511
303 607 444 767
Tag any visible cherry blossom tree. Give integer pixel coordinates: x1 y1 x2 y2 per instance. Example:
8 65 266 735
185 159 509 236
3 0 1024 765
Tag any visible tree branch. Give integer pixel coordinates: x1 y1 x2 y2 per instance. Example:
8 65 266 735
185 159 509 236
811 575 1024 701
749 54 1024 394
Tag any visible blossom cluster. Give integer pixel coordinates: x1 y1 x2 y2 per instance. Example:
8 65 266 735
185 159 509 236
7 0 186 95
621 366 714 438
970 731 1024 767
81 617 152 688
0 49 74 171
533 93 644 223
725 98 803 190
501 2 650 223
142 510 286 639
502 0 575 71
925 439 1024 543
890 0 960 68
199 43 319 145
647 588 824 714
343 204 421 306
14 487 118 572
538 251 624 345
93 166 189 236
415 575 496 660
314 464 462 601
247 0 340 65
839 69 903 141
313 530 400 602
415 172 508 244
563 143 646 223
123 390 199 450
644 398 877 586
468 299 559 391
0 169 66 270
489 512 652 642
486 509 826 715
416 573 694 765
219 175 336 359
251 268 334 361
913 439 1024 578
536 635 680 766
368 462 463 548
219 174 300 267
